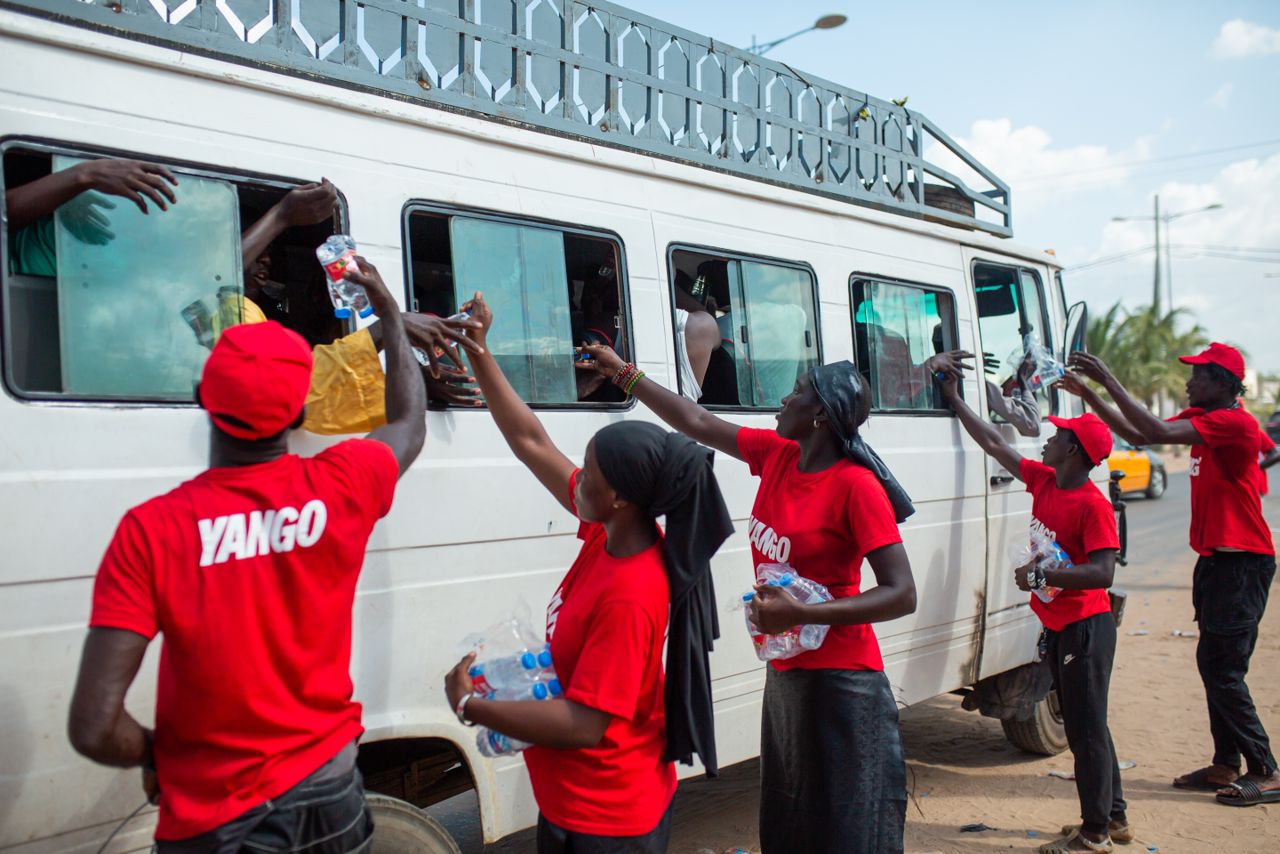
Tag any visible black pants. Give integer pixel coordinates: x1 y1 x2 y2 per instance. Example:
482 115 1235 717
759 668 906 854
1046 612 1126 835
535 801 673 854
157 743 371 854
1193 550 1278 776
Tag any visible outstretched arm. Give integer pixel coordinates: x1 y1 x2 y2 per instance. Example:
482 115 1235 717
1053 372 1148 447
578 343 742 460
1068 353 1202 446
1261 444 1280 472
239 180 337 272
355 258 426 476
926 353 1024 478
464 294 576 513
6 159 177 230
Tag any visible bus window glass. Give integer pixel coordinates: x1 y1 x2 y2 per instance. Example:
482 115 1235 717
851 278 956 411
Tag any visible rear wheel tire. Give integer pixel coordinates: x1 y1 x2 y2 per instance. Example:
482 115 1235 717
367 793 462 854
1001 688 1069 755
1146 467 1167 499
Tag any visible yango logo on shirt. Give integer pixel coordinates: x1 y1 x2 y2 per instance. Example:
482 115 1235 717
197 500 328 567
748 515 792 563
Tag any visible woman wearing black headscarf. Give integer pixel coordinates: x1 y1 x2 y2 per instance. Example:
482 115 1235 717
579 348 917 854
444 294 732 854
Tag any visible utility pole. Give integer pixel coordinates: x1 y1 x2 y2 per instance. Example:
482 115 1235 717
1151 195 1161 313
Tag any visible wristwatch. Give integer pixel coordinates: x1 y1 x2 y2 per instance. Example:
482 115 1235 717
454 691 476 727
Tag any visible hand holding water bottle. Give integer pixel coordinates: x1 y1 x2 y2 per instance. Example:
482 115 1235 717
316 234 375 319
741 564 834 660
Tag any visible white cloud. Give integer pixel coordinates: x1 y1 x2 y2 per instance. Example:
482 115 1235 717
925 118 1149 213
1211 19 1280 59
1208 82 1234 109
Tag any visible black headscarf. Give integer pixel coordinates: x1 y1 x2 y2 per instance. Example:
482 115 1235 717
809 361 916 523
593 421 733 775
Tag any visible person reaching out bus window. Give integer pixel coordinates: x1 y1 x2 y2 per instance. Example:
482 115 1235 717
576 344 916 854
444 293 732 854
67 259 425 853
933 358 1127 854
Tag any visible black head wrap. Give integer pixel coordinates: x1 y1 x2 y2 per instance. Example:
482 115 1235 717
809 361 916 523
593 421 733 775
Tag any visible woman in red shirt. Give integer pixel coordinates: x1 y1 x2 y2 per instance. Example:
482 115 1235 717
444 295 732 853
579 348 918 854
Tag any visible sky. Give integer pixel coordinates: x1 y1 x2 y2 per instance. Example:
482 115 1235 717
624 0 1280 376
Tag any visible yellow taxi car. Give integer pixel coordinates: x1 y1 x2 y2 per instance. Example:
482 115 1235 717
1107 435 1167 499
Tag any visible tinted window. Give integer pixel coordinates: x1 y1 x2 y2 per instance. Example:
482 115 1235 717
851 277 957 411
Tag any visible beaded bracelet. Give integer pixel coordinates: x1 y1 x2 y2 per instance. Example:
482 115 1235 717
623 369 646 395
612 362 639 389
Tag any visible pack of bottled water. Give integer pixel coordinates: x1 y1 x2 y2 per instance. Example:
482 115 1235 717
458 613 560 757
315 234 373 319
1008 528 1072 603
1007 333 1065 392
738 563 833 661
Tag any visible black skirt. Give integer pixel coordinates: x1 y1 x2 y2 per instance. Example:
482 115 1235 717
759 667 906 854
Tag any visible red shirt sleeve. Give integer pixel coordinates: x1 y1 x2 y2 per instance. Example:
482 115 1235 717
320 439 400 518
1019 458 1054 494
1261 433 1276 454
90 510 158 639
845 472 903 559
1189 408 1254 455
1080 493 1121 556
563 600 658 720
736 427 789 477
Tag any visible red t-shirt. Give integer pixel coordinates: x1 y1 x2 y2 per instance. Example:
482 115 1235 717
1259 432 1275 497
522 471 676 836
90 440 399 840
736 427 903 672
1170 406 1274 556
1018 460 1119 632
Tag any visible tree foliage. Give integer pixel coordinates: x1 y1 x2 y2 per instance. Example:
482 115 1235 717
1084 302 1211 408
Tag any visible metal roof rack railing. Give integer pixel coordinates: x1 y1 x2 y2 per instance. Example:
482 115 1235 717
4 0 1012 236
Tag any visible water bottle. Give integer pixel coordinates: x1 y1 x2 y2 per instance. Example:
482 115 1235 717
487 678 563 702
316 235 373 319
1033 542 1071 603
788 575 833 650
742 593 767 657
476 728 530 757
469 645 554 696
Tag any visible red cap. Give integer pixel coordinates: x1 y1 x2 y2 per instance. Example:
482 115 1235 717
1179 342 1245 379
199 321 313 440
1047 413 1113 465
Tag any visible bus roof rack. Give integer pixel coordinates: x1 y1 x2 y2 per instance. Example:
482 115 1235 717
8 0 1012 237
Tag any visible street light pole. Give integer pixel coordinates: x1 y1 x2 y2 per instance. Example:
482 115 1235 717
1111 199 1223 313
748 14 847 55
1152 195 1161 312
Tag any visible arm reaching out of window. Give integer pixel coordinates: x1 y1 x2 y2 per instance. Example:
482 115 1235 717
6 158 178 230
928 352 1025 478
239 180 338 274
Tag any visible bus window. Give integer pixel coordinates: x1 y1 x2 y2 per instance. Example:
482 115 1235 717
973 261 1053 418
668 247 820 409
850 277 957 412
404 206 629 406
2 144 347 400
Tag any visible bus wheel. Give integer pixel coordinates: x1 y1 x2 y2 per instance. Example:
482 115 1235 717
367 794 462 854
1001 688 1069 755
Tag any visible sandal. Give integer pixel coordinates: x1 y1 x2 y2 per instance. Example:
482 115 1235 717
1215 777 1280 807
1038 830 1113 853
1059 823 1133 845
1173 764 1238 791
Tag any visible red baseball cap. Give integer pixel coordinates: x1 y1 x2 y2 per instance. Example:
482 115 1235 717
1047 413 1113 465
199 321 313 440
1179 341 1245 379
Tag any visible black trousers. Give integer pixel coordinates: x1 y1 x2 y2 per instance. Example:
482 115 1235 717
156 743 371 854
1192 550 1278 776
1046 612 1126 835
535 801 673 854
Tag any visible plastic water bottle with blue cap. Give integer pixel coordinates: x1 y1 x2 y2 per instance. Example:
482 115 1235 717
476 728 531 757
315 234 373 319
469 644 555 697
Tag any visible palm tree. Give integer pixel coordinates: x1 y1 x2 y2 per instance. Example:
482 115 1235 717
1083 302 1208 410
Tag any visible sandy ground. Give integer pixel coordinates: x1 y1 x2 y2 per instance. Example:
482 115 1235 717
462 472 1278 853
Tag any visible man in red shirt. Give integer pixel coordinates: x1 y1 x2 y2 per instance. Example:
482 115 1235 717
931 358 1125 853
67 259 430 850
1061 343 1278 808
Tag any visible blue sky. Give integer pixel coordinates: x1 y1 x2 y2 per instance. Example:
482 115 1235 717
625 1 1280 377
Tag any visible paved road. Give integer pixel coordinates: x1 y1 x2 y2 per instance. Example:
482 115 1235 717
434 470 1278 852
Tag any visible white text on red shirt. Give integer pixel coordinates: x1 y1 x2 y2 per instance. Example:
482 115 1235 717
197 500 328 567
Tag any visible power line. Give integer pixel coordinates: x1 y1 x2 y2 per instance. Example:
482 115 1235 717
1170 250 1280 265
1170 243 1280 254
1012 136 1280 184
1065 245 1155 273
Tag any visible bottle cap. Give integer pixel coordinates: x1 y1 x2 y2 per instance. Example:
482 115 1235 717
357 305 374 318
779 573 794 585
520 651 537 669
742 592 754 602
531 682 549 701
468 664 483 678
333 306 353 319
537 648 554 668
548 678 563 696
